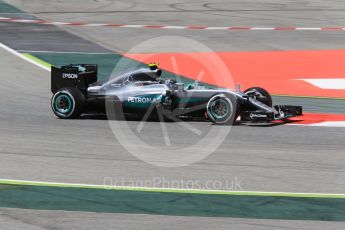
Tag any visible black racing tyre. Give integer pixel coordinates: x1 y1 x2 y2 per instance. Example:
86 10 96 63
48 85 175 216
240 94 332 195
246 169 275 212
244 87 272 107
206 94 238 125
51 88 85 119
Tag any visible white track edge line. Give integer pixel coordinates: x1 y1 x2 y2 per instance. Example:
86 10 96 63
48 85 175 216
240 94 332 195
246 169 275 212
0 42 50 72
1 178 345 197
16 50 113 55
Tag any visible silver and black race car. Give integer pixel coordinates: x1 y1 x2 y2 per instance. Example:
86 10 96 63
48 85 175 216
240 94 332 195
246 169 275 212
51 63 302 125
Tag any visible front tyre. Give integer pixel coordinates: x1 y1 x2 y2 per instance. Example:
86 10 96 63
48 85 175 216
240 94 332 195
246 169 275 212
206 94 238 125
51 88 85 119
244 87 272 107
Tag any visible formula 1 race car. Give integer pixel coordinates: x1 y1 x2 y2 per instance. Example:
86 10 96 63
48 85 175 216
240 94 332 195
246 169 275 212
50 63 302 125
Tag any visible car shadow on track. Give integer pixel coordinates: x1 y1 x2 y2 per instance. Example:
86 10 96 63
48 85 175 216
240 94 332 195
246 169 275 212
237 119 302 127
74 114 301 127
76 113 210 123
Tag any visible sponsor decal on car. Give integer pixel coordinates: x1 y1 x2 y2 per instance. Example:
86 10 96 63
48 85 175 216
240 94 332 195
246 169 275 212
127 96 159 103
62 73 78 79
250 113 267 119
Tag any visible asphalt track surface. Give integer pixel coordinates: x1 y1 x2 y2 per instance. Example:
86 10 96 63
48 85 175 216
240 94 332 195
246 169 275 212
6 0 345 52
1 0 345 229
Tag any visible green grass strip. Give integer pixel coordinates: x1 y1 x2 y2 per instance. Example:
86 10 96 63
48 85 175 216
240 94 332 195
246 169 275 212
1 180 345 221
0 0 23 13
22 53 52 69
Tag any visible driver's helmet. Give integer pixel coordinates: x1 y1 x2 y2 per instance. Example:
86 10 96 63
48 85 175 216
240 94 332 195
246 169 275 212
148 63 159 70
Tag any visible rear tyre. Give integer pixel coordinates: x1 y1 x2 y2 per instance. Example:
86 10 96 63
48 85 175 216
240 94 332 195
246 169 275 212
244 87 272 107
206 94 238 125
51 88 85 119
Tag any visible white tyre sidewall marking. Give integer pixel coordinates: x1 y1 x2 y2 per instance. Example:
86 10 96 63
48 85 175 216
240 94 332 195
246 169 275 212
51 90 76 118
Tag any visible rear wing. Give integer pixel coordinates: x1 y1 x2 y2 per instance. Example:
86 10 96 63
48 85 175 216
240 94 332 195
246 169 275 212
51 64 98 93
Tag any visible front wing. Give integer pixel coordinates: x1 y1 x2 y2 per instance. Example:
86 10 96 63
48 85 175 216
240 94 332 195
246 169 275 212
241 105 303 122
